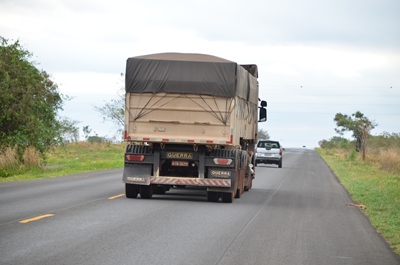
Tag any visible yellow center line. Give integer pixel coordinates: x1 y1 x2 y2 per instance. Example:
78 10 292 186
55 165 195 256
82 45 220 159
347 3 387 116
108 194 125 200
19 194 124 224
19 214 54 224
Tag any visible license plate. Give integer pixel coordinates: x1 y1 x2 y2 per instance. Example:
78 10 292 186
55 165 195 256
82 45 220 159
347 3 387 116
171 161 189 167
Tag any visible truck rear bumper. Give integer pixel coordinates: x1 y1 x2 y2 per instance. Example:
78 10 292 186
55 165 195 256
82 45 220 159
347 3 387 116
150 176 231 187
123 174 231 188
123 163 231 187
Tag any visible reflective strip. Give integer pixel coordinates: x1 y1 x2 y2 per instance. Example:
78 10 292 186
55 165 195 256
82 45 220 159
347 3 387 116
126 137 232 144
143 138 157 141
151 177 231 187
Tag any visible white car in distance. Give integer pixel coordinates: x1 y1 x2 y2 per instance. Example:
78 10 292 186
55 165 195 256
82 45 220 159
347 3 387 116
255 140 283 168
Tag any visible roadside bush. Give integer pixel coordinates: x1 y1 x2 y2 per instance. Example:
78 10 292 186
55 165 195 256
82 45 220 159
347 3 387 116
0 146 20 177
366 149 400 175
368 132 400 150
321 136 352 150
321 132 400 175
22 146 42 168
365 132 400 175
87 135 106 143
0 145 43 177
349 149 357 161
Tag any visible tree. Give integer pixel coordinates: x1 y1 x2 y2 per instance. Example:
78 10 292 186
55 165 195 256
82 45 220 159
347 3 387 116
258 128 270 140
58 117 80 143
320 136 350 149
0 36 64 157
82 125 106 143
83 125 93 141
94 83 124 138
334 111 377 160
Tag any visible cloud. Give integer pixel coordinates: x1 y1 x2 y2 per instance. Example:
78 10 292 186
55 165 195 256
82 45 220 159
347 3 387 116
2 0 399 74
1 0 399 147
145 0 400 48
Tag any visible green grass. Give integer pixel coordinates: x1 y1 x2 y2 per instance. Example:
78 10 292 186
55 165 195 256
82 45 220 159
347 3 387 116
0 142 125 182
317 148 400 255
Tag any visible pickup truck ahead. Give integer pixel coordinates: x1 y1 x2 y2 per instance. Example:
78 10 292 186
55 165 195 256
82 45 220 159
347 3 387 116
255 140 283 168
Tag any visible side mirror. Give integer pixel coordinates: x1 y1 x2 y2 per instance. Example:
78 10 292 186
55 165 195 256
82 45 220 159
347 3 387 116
260 100 267 107
259 107 267 122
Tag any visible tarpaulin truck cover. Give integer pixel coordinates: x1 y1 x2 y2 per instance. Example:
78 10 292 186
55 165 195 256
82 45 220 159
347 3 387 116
125 53 258 104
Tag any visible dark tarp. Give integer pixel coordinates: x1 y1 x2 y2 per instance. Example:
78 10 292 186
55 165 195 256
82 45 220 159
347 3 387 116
125 53 258 102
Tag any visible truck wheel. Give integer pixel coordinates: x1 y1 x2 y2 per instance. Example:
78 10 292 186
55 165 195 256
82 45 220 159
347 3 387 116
125 184 138 198
244 175 252 191
222 192 234 203
235 171 245 198
279 159 282 168
155 186 167 194
140 185 153 199
207 191 219 202
235 189 241 198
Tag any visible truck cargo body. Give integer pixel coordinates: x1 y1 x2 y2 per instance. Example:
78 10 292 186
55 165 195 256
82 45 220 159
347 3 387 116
122 53 266 203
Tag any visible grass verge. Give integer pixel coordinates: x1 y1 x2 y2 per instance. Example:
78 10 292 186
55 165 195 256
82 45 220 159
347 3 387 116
317 148 400 255
0 142 125 182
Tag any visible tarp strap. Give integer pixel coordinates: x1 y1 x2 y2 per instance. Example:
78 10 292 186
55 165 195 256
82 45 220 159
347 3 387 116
133 93 183 121
130 94 235 125
183 95 234 125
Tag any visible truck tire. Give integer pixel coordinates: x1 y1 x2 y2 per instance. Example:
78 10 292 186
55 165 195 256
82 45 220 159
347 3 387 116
125 184 138 198
235 170 245 198
222 192 234 203
244 175 252 191
278 159 283 168
207 191 219 202
155 185 167 194
235 189 241 198
140 185 153 199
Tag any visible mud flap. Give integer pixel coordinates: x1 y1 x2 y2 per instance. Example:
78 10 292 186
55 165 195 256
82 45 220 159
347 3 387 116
123 164 152 185
206 167 235 193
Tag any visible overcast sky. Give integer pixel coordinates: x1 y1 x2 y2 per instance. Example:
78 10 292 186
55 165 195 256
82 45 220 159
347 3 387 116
1 0 399 148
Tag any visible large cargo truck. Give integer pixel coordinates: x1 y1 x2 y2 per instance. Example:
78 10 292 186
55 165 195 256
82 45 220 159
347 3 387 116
122 53 267 203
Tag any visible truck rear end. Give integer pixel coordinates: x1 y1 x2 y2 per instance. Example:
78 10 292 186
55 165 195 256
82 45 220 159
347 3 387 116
122 53 266 202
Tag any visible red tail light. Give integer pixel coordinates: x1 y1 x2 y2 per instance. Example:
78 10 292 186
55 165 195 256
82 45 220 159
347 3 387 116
213 158 233 165
279 148 283 155
126 154 145 162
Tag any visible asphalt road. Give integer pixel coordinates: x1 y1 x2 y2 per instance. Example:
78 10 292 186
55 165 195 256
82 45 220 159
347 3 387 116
0 148 399 265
